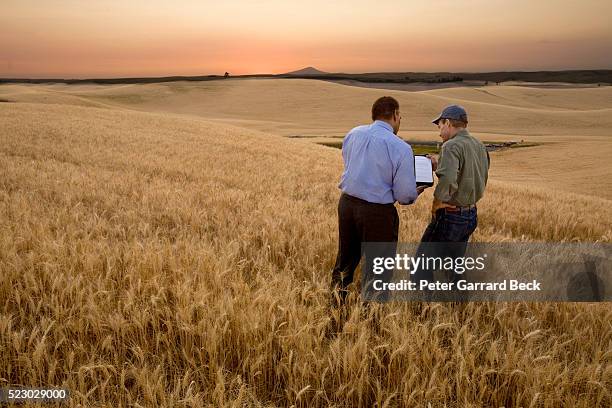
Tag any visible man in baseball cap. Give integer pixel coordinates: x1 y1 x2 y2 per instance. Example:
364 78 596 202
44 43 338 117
412 104 490 297
431 104 469 126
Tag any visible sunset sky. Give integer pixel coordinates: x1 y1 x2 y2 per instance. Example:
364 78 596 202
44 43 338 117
2 0 611 78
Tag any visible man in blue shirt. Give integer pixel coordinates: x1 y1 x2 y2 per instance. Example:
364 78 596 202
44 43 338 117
331 96 425 305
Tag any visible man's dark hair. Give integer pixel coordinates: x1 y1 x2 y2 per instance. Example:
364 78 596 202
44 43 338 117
371 96 399 121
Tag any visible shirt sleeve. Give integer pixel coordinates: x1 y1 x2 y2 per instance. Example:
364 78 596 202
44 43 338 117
392 146 418 205
341 131 352 164
434 143 461 202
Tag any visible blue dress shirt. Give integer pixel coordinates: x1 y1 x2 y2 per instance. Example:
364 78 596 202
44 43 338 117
338 120 417 205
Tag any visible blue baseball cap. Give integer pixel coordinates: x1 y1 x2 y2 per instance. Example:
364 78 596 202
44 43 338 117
432 105 468 125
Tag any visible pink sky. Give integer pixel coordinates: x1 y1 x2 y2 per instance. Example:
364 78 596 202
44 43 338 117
2 0 611 78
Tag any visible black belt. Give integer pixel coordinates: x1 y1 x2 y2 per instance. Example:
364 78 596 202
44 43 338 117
342 193 395 207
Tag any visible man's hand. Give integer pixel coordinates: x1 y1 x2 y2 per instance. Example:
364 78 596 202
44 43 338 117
431 197 456 218
416 185 428 195
426 154 439 172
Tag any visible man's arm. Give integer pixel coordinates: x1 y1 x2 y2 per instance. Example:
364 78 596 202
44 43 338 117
434 144 460 203
392 147 418 205
341 131 353 163
426 153 438 171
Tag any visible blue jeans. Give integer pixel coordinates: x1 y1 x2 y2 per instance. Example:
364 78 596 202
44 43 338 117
412 207 478 289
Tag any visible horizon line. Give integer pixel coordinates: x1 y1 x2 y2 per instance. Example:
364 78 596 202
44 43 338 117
2 67 612 82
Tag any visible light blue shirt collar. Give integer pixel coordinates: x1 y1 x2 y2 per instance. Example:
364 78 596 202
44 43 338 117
373 120 393 133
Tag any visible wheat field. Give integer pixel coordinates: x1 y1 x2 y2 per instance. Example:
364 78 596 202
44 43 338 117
0 80 611 406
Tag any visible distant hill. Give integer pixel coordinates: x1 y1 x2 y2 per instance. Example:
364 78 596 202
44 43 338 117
284 66 328 76
277 70 612 85
2 69 611 85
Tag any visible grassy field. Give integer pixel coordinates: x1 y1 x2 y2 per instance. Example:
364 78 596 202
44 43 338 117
3 78 612 199
318 140 441 155
0 81 611 406
316 140 538 155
